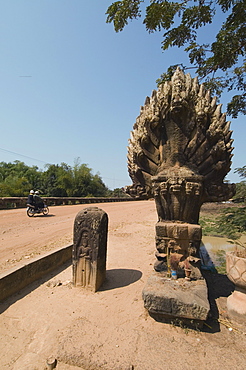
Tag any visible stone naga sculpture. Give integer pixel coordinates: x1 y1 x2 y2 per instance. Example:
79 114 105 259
127 68 235 278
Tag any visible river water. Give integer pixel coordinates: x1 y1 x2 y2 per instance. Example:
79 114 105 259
202 236 234 253
200 235 246 271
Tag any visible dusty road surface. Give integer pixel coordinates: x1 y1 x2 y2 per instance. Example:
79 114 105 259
0 201 157 273
0 201 246 370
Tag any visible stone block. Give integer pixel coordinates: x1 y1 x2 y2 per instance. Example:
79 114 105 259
156 222 202 243
227 288 246 324
155 223 167 237
188 224 202 241
142 273 209 322
172 224 189 239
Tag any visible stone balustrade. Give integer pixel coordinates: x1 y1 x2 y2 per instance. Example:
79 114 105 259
0 196 136 209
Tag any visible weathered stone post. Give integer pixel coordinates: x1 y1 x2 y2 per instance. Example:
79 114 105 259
72 207 108 292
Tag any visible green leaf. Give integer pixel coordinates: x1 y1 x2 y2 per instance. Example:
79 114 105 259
106 0 246 118
144 2 182 32
106 0 142 32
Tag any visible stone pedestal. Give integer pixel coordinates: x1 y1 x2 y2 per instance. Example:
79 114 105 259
155 222 202 279
155 222 202 253
226 251 246 323
227 288 246 324
142 273 209 326
72 207 108 292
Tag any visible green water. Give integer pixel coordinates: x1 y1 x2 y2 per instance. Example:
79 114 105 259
202 236 234 253
201 236 234 274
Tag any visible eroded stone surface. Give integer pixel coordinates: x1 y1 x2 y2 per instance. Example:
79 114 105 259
126 68 235 206
142 273 209 322
227 289 246 324
126 67 235 280
72 207 108 292
226 251 246 289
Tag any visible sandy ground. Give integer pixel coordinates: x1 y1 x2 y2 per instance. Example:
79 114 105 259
0 201 246 369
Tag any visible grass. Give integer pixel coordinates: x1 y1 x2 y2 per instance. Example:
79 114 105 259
199 216 221 236
200 203 246 239
213 250 227 274
199 203 246 273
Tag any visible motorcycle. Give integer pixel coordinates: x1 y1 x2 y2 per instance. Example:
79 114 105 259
26 204 49 217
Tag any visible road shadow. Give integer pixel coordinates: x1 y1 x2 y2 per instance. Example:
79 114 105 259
32 213 55 217
99 268 142 291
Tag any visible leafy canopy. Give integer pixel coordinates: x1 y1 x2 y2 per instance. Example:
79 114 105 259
106 0 246 118
235 165 246 179
0 159 110 197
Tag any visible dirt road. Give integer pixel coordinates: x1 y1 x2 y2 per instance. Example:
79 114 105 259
0 201 157 273
0 201 246 369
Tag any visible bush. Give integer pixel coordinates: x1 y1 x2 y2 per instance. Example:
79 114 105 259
217 206 246 239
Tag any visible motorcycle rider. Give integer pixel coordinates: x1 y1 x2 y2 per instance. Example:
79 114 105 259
27 190 35 207
33 191 45 210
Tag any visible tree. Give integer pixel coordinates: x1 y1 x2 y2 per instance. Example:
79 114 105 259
106 0 246 118
43 159 109 197
0 161 42 196
0 176 31 197
234 181 246 201
235 165 246 178
110 187 130 197
43 164 70 197
217 166 246 238
217 206 246 238
0 160 109 197
87 173 110 197
71 159 109 197
233 166 246 201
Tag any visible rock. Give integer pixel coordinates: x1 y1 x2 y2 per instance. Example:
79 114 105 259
47 280 62 288
227 288 246 324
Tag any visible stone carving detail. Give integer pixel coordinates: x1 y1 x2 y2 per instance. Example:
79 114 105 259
127 67 235 205
153 175 203 223
226 252 246 289
127 68 235 279
72 207 108 291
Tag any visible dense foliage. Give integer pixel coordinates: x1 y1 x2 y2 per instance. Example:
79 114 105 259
217 206 246 238
106 0 246 118
197 166 246 239
233 166 246 202
217 166 246 238
0 160 111 197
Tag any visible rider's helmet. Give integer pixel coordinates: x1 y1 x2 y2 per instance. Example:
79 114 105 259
34 191 39 195
30 190 34 194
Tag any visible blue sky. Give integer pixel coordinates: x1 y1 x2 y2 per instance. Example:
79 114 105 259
0 0 245 189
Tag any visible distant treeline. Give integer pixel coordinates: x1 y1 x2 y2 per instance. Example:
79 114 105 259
0 160 127 198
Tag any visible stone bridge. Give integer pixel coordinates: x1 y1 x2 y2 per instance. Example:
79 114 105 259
0 196 137 209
